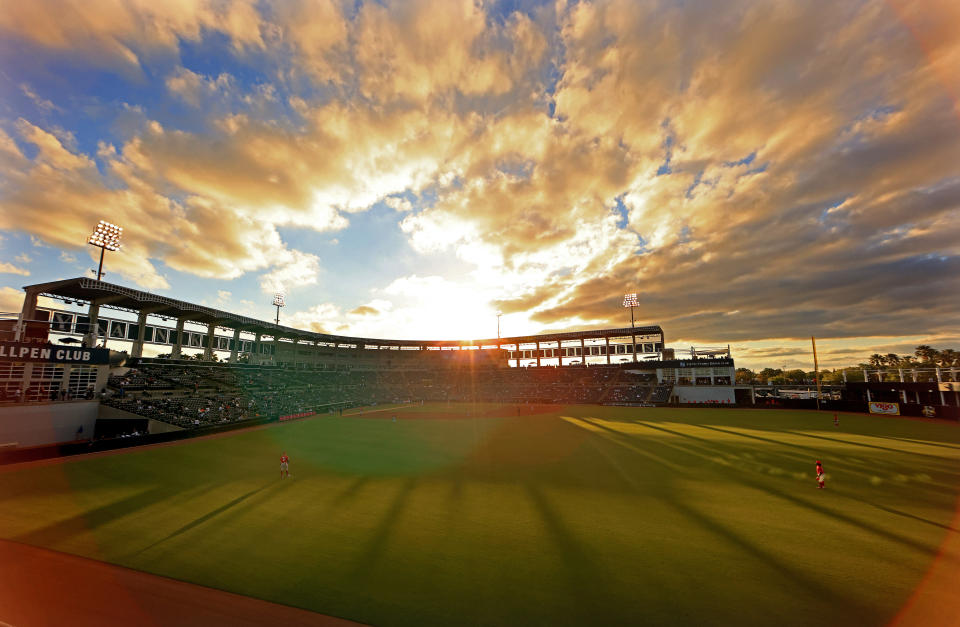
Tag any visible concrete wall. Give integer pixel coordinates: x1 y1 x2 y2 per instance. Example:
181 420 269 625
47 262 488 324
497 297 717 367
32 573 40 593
0 401 99 448
674 386 736 404
98 404 183 434
147 419 183 434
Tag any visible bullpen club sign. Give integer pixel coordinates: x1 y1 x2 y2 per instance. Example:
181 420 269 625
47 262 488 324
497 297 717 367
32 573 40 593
0 341 110 365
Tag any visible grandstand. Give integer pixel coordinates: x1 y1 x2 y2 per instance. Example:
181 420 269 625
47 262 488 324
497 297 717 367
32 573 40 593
0 277 747 450
4 275 958 455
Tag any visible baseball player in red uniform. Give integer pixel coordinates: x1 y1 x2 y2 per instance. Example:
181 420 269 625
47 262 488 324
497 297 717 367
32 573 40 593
815 460 825 489
280 452 290 479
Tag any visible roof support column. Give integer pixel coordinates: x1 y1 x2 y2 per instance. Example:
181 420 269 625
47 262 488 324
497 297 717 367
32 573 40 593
83 302 100 348
253 332 262 365
229 328 241 363
937 368 945 405
203 322 216 361
19 363 33 401
580 338 585 365
605 337 611 365
15 287 41 342
171 317 185 358
131 310 149 358
536 341 541 367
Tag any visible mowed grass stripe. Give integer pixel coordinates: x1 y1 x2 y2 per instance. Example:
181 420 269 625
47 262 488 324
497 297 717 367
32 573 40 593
1 405 959 626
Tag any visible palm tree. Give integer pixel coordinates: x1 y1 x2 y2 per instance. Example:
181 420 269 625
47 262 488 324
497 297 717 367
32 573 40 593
938 349 959 368
884 353 901 368
915 345 938 363
900 355 918 368
868 354 885 368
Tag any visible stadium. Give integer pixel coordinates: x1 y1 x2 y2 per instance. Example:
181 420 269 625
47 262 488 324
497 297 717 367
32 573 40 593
1 277 959 625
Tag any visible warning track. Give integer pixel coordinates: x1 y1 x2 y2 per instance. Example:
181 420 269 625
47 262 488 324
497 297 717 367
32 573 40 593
0 539 365 627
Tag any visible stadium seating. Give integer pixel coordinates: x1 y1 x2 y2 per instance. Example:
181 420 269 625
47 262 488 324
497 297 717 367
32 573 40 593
95 360 673 435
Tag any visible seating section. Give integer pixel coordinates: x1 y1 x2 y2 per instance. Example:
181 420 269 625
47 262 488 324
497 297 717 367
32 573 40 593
101 361 673 431
649 384 674 404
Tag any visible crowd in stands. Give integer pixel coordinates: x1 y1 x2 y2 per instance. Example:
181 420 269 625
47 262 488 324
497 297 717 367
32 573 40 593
98 361 673 431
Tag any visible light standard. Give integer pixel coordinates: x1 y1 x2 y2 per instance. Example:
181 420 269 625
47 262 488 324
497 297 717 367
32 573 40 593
623 293 638 361
87 220 122 281
497 311 502 339
273 293 285 325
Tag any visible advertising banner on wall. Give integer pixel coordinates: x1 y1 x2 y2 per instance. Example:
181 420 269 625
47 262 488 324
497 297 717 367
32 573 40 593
279 411 316 422
868 401 900 415
0 341 111 365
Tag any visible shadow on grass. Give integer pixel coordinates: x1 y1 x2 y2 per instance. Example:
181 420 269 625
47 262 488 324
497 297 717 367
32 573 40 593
783 430 952 460
132 483 278 556
864 433 960 451
331 475 371 508
14 484 185 547
695 424 958 491
523 481 614 622
642 422 950 557
570 420 876 621
566 416 687 473
346 476 418 584
573 418 950 559
838 495 959 532
661 495 876 622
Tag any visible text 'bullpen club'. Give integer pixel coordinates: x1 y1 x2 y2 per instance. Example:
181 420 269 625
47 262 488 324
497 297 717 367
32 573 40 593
0 342 111 364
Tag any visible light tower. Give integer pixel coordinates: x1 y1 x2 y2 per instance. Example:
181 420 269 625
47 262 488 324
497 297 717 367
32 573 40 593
497 311 502 338
623 293 638 361
273 293 285 325
87 220 123 281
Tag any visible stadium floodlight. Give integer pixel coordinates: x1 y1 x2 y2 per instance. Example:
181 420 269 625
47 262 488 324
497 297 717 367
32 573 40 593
273 292 285 325
622 293 639 326
623 292 639 362
87 220 123 281
497 311 502 339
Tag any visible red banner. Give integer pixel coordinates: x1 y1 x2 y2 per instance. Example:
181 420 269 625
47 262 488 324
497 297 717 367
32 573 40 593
279 411 316 422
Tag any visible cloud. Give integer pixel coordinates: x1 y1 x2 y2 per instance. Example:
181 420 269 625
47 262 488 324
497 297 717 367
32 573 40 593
0 119 330 291
0 287 25 312
282 302 342 334
166 68 234 108
0 0 957 359
0 287 59 313
0 263 30 276
259 249 321 294
384 196 413 213
0 0 265 74
15 253 32 264
19 83 59 113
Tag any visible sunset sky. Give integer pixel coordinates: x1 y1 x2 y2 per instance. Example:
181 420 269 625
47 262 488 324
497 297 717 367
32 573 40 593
0 0 958 369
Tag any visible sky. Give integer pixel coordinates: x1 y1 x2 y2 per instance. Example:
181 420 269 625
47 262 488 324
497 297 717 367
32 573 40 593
0 0 958 370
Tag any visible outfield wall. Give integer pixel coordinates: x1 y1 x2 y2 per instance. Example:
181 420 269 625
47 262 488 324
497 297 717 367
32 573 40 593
0 401 99 448
674 385 736 404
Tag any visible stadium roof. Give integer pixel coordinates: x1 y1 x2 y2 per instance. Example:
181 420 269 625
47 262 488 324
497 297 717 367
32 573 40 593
24 277 664 348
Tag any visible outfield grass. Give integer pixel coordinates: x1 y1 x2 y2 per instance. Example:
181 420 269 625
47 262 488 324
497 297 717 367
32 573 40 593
2 404 960 625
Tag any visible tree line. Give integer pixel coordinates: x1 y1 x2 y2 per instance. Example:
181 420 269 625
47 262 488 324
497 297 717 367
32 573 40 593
735 344 959 385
